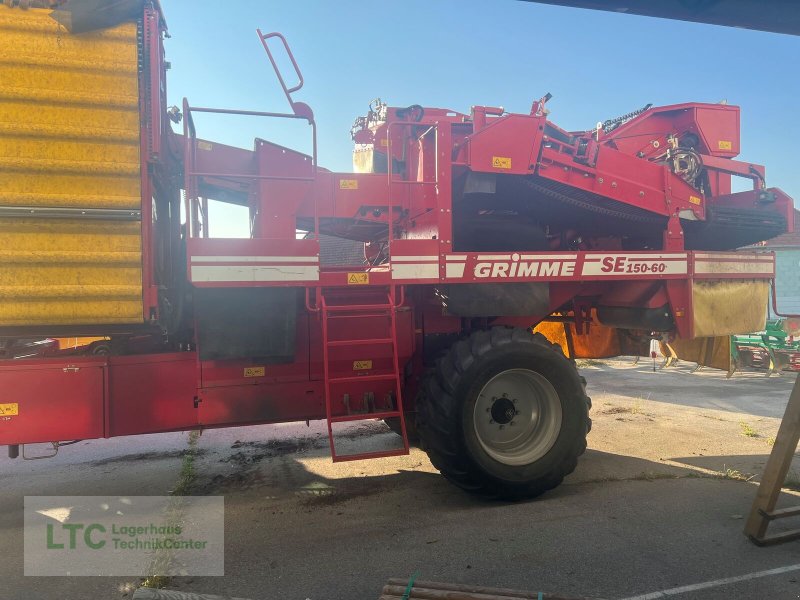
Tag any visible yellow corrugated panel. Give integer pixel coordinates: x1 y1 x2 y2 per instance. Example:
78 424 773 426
0 219 142 324
0 6 143 326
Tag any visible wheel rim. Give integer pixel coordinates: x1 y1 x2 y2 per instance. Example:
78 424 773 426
473 368 563 466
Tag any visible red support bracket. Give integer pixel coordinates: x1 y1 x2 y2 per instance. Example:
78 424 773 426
663 213 685 251
572 298 594 335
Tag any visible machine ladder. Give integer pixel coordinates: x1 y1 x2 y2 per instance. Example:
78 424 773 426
320 285 410 462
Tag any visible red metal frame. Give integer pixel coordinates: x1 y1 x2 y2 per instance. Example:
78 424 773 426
137 4 170 322
0 22 793 460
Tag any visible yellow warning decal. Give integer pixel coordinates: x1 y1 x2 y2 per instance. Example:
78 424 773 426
244 367 265 378
718 140 733 150
492 156 512 169
347 272 369 285
339 179 359 190
197 140 213 151
353 360 373 371
689 195 702 205
0 403 18 417
380 138 389 147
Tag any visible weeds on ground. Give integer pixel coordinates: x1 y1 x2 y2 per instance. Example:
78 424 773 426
171 429 200 496
141 429 200 589
141 575 169 590
631 471 679 481
740 422 759 438
720 465 755 482
575 358 604 368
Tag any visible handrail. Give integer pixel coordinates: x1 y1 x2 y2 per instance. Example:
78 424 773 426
181 101 318 240
182 97 199 238
257 30 309 117
182 30 319 241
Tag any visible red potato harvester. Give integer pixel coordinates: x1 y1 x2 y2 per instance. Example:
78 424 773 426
0 1 791 498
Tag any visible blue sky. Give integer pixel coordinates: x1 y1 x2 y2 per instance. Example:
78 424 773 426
162 0 800 236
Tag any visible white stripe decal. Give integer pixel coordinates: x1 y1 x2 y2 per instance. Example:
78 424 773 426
585 253 688 261
391 255 439 262
445 262 466 278
191 255 318 263
476 254 512 260
582 256 688 276
191 265 319 282
445 254 468 262
391 263 439 280
519 254 578 260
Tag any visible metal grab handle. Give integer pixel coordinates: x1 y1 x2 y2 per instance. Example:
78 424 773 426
305 288 320 313
389 285 405 309
257 30 305 106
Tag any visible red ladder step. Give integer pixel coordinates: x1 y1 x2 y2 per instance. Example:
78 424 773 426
328 373 396 384
330 410 401 423
327 338 393 347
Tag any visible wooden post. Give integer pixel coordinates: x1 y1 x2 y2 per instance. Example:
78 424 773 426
744 374 800 545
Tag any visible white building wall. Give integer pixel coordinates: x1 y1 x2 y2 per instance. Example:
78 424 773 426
772 249 800 317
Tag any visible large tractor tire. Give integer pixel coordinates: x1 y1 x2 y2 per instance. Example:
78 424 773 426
416 327 591 500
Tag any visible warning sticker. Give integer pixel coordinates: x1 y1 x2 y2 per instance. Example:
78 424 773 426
0 403 18 417
718 140 733 150
339 179 359 190
689 195 702 205
353 360 373 371
347 272 369 285
492 156 512 169
197 140 213 151
244 367 265 378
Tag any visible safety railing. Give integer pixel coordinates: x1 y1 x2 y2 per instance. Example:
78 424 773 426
181 29 319 240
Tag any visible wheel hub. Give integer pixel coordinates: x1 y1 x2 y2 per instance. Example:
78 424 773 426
490 397 516 425
473 368 563 466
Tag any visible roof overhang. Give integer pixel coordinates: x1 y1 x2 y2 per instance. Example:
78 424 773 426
521 1 800 36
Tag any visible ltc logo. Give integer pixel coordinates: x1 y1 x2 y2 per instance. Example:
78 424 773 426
46 523 105 550
474 253 576 278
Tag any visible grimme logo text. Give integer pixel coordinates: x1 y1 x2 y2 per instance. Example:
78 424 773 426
474 253 575 278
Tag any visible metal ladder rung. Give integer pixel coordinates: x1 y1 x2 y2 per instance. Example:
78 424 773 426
327 338 393 347
330 410 401 423
324 303 392 312
324 313 390 320
329 448 410 462
328 373 397 384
